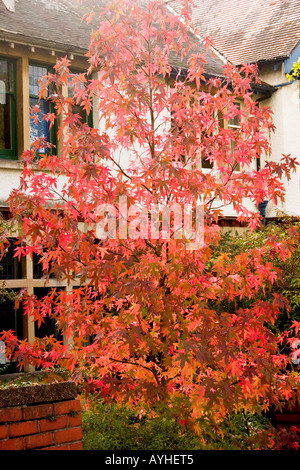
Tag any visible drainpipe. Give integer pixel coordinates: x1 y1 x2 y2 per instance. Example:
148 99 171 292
258 200 269 228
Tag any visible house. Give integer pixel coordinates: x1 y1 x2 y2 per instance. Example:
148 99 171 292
171 0 300 220
0 0 100 366
0 0 297 367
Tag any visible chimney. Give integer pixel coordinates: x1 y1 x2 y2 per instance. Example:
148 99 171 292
1 0 15 12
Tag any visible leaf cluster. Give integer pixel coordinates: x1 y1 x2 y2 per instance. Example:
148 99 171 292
215 215 300 333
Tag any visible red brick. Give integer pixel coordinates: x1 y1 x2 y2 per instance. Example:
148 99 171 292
0 424 8 439
40 415 68 432
68 413 82 428
23 404 53 421
0 407 22 423
9 420 39 437
0 437 24 450
55 427 83 444
42 444 70 450
53 399 81 416
70 441 83 450
25 432 54 450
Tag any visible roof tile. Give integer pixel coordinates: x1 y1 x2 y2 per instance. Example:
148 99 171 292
170 0 300 64
0 0 225 75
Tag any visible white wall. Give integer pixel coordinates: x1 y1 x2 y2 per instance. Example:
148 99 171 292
260 63 300 218
0 161 23 206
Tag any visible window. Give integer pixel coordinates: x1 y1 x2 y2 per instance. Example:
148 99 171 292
228 103 241 171
0 57 17 159
0 290 23 340
29 63 57 155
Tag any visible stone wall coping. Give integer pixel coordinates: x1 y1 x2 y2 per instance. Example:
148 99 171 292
0 381 77 408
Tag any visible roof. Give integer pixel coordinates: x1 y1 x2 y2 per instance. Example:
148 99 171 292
0 0 99 54
170 0 300 65
0 0 225 75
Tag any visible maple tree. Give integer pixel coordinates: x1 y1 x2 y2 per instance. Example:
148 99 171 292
1 0 300 443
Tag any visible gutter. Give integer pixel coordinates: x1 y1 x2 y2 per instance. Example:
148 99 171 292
169 66 276 103
273 81 297 88
250 82 276 102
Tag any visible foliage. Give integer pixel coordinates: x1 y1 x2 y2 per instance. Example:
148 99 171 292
82 397 205 450
247 425 300 450
82 396 300 450
81 396 272 450
216 216 300 333
287 57 300 81
1 0 300 445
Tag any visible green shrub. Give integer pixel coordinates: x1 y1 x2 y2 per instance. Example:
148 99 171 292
82 398 203 450
81 397 271 450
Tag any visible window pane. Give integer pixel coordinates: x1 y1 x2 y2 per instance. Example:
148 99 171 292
72 103 88 123
229 114 240 127
0 59 13 92
0 59 13 151
0 289 23 341
30 97 50 147
202 157 213 169
68 74 85 97
229 103 241 128
0 99 11 149
0 239 22 280
33 252 55 279
29 64 48 96
34 288 63 340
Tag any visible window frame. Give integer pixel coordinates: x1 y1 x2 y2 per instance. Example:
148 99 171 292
0 57 17 160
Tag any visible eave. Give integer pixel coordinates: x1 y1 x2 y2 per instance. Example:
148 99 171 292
0 29 89 57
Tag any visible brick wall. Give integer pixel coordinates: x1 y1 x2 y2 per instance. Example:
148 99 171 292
0 381 83 450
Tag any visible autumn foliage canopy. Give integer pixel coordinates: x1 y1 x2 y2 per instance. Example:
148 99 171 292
1 0 300 436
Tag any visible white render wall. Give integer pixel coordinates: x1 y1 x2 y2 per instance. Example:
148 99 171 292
0 160 24 207
260 63 300 218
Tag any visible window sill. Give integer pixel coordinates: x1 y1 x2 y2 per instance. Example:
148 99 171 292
0 159 24 170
